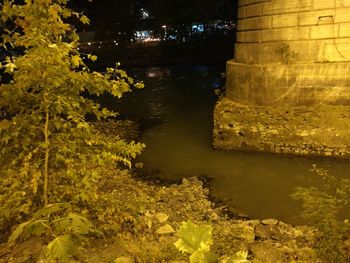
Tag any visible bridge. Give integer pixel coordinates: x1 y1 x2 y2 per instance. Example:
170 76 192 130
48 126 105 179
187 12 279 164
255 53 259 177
214 0 350 158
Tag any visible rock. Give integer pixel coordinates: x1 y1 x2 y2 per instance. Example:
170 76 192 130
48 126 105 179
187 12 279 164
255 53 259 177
209 212 220 221
343 238 350 252
245 219 260 228
115 256 134 263
238 213 249 219
261 218 279 226
156 224 175 234
294 247 317 262
254 224 269 240
250 241 285 262
155 212 168 223
269 225 284 241
241 224 255 243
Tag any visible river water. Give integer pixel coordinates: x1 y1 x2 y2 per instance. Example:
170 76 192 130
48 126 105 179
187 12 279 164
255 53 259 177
104 64 350 225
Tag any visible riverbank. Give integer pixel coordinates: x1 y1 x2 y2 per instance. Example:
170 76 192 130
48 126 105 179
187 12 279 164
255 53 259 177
1 121 349 262
0 170 321 262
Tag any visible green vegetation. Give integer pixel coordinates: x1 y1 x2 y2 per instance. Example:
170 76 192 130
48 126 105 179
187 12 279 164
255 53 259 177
0 0 143 260
292 165 350 263
174 220 248 263
1 1 349 263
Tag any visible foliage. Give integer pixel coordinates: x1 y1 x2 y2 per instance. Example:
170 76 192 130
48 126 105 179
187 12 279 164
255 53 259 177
7 202 101 261
174 220 248 263
0 0 144 260
291 165 350 263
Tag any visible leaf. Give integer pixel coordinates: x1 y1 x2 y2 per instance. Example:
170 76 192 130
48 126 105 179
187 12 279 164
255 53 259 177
8 221 32 243
4 61 16 73
33 203 71 219
190 248 218 263
25 220 49 237
45 234 75 262
227 251 248 263
79 15 90 24
53 213 95 235
71 55 81 68
87 54 97 61
174 220 213 254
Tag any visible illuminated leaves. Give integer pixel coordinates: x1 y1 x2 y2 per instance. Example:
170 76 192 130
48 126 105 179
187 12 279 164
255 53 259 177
174 220 217 263
45 235 75 262
0 1 144 258
87 54 97 61
174 220 213 254
79 15 90 24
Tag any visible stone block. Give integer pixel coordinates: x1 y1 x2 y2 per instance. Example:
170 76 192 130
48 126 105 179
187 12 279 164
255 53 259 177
334 7 350 23
239 0 271 7
263 0 312 15
339 23 350 37
310 24 338 39
234 38 350 64
316 38 350 62
246 3 263 17
313 0 335 10
298 10 335 26
262 27 310 42
272 13 298 28
238 7 245 19
236 31 245 42
245 30 262 42
238 16 272 30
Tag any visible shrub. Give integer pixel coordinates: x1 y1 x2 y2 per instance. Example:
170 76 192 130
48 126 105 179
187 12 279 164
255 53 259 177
291 165 350 263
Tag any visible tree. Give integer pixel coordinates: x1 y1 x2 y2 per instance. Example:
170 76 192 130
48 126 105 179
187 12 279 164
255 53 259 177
0 0 143 247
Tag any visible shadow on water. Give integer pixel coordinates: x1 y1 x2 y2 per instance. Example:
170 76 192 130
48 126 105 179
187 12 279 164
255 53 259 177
101 64 350 225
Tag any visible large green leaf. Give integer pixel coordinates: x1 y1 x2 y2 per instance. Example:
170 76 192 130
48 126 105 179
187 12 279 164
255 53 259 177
8 219 49 243
190 248 218 263
174 220 213 254
53 213 95 235
45 234 75 262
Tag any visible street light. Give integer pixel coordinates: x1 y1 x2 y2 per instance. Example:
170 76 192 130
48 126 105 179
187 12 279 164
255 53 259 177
162 25 167 40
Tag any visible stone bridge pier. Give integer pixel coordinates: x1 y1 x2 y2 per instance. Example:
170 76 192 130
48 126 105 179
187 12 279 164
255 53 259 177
214 0 350 158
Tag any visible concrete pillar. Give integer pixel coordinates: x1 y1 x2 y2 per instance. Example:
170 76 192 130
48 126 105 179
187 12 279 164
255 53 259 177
213 0 350 158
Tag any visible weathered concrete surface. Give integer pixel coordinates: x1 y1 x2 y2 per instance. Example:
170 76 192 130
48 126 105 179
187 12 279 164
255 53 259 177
226 61 350 106
214 98 350 158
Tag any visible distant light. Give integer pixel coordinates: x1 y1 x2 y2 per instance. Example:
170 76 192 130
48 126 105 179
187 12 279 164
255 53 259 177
162 25 167 29
88 42 91 45
141 8 149 19
115 43 118 46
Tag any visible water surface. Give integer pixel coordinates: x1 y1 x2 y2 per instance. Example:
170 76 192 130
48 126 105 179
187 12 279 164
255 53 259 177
106 65 350 225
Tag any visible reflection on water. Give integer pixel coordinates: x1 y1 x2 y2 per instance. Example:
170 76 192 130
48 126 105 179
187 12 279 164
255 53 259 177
105 65 350 225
